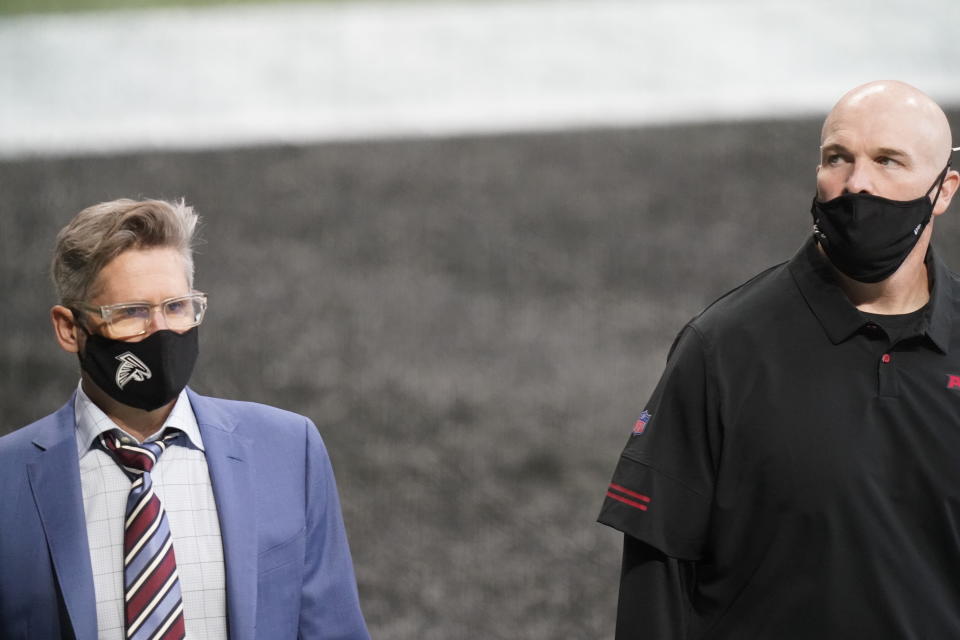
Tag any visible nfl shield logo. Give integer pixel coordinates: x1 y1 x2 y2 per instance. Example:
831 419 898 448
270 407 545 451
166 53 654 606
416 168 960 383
632 410 651 436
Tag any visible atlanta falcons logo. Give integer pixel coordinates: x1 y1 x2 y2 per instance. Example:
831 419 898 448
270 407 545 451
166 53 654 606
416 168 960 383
114 352 152 389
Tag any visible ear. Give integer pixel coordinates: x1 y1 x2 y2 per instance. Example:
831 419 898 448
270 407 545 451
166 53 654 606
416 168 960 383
51 305 83 354
933 168 960 217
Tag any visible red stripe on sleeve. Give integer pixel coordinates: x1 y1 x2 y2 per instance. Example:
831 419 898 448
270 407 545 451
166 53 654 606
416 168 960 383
606 491 649 511
609 483 651 503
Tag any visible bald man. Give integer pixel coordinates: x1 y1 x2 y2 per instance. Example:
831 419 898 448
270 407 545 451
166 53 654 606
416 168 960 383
598 81 960 638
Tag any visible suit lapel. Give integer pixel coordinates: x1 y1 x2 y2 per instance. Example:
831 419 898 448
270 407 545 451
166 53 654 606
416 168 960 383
26 401 98 640
190 390 258 640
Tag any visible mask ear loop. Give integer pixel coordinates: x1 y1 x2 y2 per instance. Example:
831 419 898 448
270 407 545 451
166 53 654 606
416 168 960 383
68 307 94 338
927 161 953 210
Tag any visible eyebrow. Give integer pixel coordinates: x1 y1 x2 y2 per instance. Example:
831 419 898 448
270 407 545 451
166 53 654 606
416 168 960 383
819 143 911 159
819 143 849 156
875 146 910 159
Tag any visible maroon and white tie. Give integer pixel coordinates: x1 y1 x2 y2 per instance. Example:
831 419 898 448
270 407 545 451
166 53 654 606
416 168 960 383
100 429 186 640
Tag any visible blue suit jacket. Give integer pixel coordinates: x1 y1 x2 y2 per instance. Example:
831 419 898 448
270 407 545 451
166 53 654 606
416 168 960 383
0 389 370 640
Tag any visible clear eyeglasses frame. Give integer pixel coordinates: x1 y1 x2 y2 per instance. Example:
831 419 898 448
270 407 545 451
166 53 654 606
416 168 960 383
75 292 208 339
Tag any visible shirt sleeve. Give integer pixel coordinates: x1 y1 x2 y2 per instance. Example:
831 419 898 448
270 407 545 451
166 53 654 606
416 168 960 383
616 534 694 640
598 324 719 561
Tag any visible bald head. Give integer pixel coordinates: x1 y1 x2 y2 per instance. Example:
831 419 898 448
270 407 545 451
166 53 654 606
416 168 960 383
821 80 953 171
816 80 960 220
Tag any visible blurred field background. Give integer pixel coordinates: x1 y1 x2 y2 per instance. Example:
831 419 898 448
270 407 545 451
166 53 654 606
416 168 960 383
4 0 960 637
5 114 960 638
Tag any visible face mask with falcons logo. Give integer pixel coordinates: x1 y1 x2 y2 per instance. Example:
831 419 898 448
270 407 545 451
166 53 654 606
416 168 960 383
79 328 200 411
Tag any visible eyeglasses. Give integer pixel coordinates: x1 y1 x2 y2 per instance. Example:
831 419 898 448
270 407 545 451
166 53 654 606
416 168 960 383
75 292 208 339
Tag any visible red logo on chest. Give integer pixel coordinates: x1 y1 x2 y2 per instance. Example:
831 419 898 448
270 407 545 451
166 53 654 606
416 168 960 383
947 375 960 389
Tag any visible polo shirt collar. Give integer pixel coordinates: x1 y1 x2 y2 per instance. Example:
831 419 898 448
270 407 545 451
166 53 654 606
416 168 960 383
922 246 954 353
788 237 954 353
74 383 205 458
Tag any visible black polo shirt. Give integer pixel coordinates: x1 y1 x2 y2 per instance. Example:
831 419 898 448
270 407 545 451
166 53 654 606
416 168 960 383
598 238 960 638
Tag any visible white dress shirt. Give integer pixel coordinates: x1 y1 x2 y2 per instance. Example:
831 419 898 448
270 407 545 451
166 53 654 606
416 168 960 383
74 384 228 640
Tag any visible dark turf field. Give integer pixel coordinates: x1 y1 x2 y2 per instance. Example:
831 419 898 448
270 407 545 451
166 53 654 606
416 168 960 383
3 113 959 637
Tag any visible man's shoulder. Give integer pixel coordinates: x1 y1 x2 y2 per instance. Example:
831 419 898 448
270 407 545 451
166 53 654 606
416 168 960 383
0 418 50 452
187 390 318 438
0 401 73 461
689 258 797 336
943 264 960 288
188 391 332 474
191 393 306 421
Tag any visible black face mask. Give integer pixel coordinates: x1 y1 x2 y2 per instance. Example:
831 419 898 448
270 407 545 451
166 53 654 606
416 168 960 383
78 327 199 411
810 164 951 283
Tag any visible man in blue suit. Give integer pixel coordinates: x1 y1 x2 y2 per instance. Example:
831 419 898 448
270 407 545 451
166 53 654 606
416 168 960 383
0 199 370 639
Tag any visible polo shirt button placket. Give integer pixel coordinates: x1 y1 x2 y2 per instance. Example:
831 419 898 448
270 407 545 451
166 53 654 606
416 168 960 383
878 351 898 398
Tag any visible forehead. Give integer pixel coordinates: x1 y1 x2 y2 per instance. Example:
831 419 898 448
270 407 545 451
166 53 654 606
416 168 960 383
824 111 912 150
90 247 190 304
821 97 940 162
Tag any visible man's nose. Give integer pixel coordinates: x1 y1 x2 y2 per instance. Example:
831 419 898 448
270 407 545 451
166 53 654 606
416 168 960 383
843 162 874 195
148 306 169 331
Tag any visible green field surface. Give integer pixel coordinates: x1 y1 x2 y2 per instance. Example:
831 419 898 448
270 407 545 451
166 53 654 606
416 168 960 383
4 116 959 637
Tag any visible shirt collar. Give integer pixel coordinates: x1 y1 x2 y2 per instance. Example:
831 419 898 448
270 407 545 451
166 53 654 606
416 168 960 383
73 383 205 459
921 246 954 353
788 236 954 353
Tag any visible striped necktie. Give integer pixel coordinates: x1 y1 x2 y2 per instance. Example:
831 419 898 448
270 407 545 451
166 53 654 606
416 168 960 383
100 429 186 640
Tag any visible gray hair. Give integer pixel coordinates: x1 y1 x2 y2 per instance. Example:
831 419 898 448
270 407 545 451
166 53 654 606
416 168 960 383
51 198 199 306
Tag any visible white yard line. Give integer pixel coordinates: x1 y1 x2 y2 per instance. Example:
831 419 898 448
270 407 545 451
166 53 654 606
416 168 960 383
1 0 959 158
